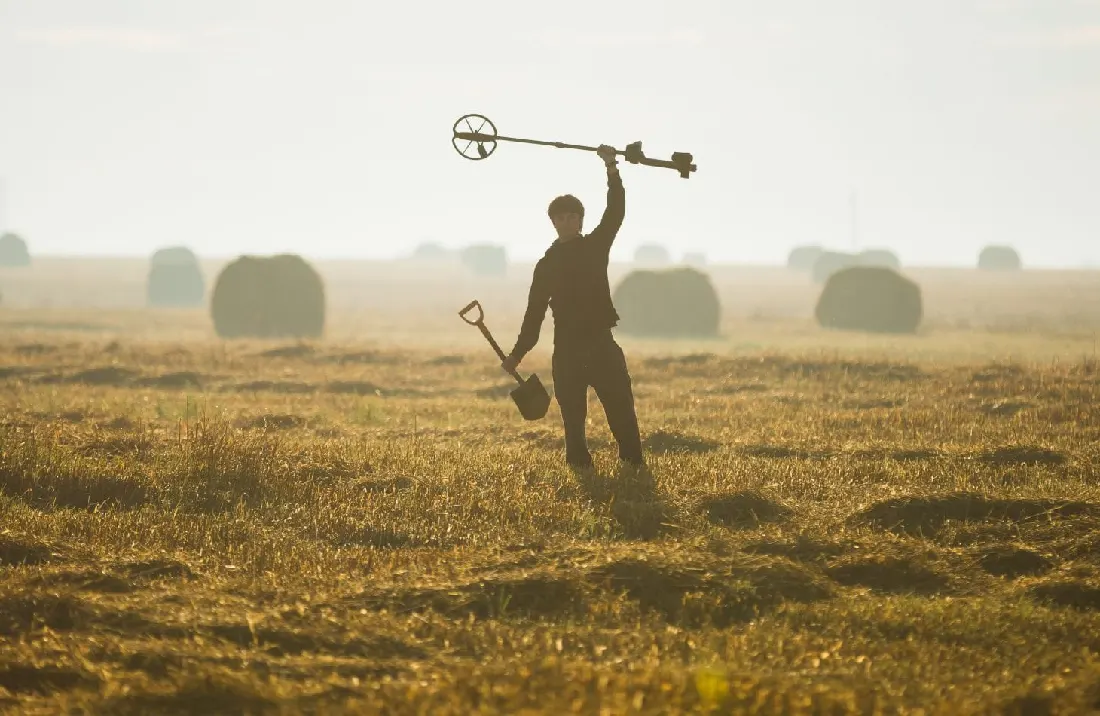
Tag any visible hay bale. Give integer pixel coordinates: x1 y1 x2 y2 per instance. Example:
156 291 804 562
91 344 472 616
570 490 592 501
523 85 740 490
151 246 199 266
612 267 721 338
858 248 901 271
147 246 205 307
0 233 30 267
411 242 451 261
815 266 922 334
634 244 671 266
683 252 707 267
811 251 857 283
978 245 1022 271
787 245 823 271
210 254 325 338
460 244 507 277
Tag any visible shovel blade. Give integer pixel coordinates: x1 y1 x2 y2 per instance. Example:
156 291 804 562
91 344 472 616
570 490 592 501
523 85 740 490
510 374 551 421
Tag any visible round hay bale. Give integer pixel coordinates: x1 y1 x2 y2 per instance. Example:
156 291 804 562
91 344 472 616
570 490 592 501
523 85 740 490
814 266 922 334
147 246 204 307
151 246 200 267
411 242 450 261
210 254 325 338
683 252 707 267
612 267 721 338
460 244 507 277
978 245 1021 271
634 244 671 266
811 250 857 283
0 233 30 267
787 245 823 271
857 248 901 271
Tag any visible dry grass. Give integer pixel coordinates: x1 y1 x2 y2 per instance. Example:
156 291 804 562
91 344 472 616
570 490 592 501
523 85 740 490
0 262 1099 713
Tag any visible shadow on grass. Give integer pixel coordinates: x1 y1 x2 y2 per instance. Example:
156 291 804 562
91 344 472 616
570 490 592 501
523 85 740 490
571 465 676 541
849 492 1100 537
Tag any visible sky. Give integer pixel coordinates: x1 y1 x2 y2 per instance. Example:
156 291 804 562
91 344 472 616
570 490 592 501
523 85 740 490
0 0 1098 266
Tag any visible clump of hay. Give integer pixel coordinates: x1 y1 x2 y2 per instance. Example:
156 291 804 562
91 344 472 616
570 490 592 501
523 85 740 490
787 245 823 271
460 244 507 277
815 265 922 334
612 267 721 337
683 251 706 267
978 245 1022 271
147 246 205 307
634 244 671 266
0 233 30 267
857 248 901 271
810 250 857 283
410 242 452 262
210 254 325 338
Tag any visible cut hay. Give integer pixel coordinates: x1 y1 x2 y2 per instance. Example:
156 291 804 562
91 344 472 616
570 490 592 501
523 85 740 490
0 233 30 267
978 245 1022 271
787 245 823 272
815 265 922 334
460 244 507 277
633 244 671 266
612 267 721 338
810 250 857 283
210 254 325 339
858 248 901 271
147 246 204 308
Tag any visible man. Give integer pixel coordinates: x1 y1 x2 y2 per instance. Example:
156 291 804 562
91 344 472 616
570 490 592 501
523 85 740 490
501 144 644 469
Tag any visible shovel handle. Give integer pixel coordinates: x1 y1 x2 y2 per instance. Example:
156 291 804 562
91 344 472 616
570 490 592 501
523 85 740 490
458 300 484 325
458 298 524 383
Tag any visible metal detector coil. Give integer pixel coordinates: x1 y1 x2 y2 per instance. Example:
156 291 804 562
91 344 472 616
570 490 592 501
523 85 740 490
451 113 697 179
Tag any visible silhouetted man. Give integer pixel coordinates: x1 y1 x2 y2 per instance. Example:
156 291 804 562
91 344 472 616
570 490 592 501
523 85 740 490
501 145 644 469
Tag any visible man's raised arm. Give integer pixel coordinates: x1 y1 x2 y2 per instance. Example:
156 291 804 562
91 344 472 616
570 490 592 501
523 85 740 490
589 145 625 250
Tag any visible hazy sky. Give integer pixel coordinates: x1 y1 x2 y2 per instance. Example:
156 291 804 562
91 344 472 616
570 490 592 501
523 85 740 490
1 0 1098 265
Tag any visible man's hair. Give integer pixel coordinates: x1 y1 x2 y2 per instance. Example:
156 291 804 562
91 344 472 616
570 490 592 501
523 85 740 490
548 194 584 219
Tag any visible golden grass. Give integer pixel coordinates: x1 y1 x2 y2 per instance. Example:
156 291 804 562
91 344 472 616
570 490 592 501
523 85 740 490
0 262 1099 713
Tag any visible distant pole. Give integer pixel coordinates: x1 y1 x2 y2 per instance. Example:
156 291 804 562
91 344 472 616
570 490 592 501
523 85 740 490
849 188 859 252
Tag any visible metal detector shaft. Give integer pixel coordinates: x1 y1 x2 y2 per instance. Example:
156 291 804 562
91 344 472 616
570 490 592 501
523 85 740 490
453 129 697 177
454 131 601 154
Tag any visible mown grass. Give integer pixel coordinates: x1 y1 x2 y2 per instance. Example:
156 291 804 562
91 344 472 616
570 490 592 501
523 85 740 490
0 331 1098 714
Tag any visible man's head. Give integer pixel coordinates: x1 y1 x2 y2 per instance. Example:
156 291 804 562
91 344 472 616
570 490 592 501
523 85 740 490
548 194 584 239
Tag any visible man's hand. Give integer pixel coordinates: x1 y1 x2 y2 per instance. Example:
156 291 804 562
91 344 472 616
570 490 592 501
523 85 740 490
596 144 618 167
501 354 520 374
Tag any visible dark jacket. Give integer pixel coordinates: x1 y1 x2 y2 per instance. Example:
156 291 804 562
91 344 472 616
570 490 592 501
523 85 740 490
509 168 625 361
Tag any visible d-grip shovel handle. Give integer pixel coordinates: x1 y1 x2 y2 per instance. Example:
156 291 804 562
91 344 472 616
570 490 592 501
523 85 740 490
458 300 524 384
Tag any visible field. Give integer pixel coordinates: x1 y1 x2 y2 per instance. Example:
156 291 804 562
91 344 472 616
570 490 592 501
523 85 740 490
1 258 1099 714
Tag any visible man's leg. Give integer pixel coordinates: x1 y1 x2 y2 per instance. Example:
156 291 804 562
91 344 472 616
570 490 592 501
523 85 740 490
590 337 644 465
552 349 592 467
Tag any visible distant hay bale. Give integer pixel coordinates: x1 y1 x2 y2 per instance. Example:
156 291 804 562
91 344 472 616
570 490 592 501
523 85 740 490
811 251 857 283
858 248 901 271
460 244 507 277
787 245 823 271
978 245 1022 271
210 254 325 338
147 246 205 307
683 252 707 267
612 267 721 338
151 246 199 266
0 233 30 267
634 244 671 266
815 266 922 334
411 242 451 261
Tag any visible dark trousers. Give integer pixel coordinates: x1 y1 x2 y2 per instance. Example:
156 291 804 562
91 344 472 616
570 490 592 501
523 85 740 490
552 332 643 467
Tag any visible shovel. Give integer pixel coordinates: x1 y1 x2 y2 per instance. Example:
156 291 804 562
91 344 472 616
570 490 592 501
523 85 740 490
459 300 551 420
